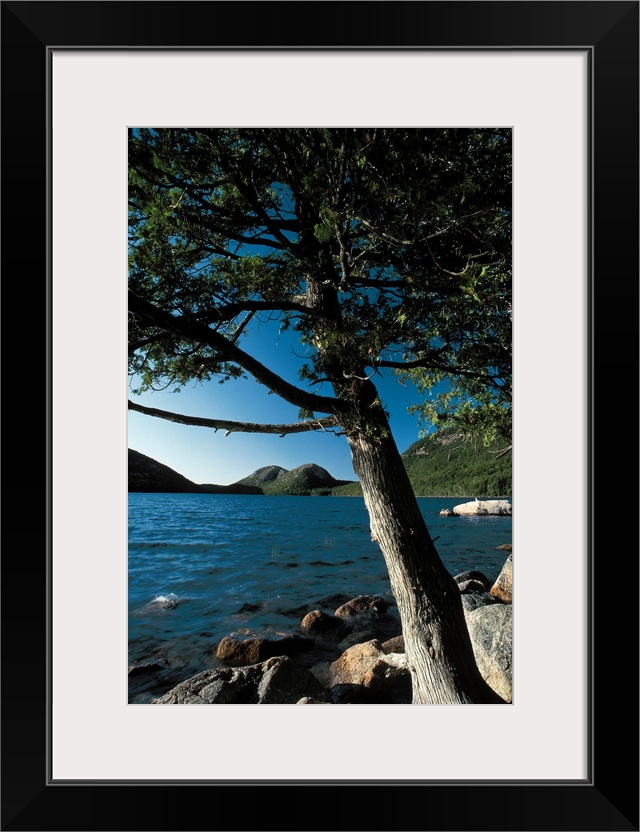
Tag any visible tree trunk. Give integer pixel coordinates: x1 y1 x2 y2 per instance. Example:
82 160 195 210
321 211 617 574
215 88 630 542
346 414 505 704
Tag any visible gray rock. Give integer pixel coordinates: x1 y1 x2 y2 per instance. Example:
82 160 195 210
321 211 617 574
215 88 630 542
153 656 332 704
460 591 500 613
256 656 331 703
455 570 499 610
464 603 512 702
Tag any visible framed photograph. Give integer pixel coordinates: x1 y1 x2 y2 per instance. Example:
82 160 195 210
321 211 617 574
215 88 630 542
3 1 638 830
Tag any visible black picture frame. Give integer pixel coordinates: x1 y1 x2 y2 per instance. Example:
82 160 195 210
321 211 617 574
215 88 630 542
2 2 638 830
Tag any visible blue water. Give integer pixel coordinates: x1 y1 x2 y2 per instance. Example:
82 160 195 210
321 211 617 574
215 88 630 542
128 493 511 702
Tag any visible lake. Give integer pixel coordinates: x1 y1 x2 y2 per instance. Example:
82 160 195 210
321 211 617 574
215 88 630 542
128 493 512 702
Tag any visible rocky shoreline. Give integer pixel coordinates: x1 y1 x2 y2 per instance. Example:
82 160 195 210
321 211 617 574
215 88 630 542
130 550 513 705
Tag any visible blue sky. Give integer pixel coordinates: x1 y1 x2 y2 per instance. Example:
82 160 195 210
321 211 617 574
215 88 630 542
128 315 435 485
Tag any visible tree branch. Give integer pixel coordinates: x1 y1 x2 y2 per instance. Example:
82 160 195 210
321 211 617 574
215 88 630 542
128 400 340 436
199 219 290 250
375 357 500 382
128 290 349 416
198 299 310 324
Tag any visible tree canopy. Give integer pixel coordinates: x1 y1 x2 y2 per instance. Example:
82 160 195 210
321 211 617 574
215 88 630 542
129 127 511 441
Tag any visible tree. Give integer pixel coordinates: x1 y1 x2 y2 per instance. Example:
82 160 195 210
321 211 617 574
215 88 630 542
128 127 511 704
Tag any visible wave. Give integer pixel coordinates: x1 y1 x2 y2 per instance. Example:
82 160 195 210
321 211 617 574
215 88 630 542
146 593 181 610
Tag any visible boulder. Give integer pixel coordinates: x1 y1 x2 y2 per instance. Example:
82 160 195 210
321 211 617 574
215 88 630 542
457 579 489 594
452 499 512 516
300 609 345 636
215 633 315 667
335 594 389 618
490 554 513 603
464 603 512 702
460 591 500 613
335 607 400 652
439 509 455 517
381 634 405 653
311 639 410 703
454 570 499 611
153 655 332 704
454 570 493 591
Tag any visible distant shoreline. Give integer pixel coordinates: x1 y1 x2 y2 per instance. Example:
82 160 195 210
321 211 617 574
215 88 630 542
129 443 512 499
129 490 512 501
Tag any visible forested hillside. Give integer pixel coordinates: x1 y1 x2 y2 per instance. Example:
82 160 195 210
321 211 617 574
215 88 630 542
332 431 511 497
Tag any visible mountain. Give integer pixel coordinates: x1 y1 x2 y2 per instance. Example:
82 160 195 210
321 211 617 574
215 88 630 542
128 449 261 494
332 430 512 497
129 449 202 493
234 465 288 487
128 451 352 495
236 463 353 495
